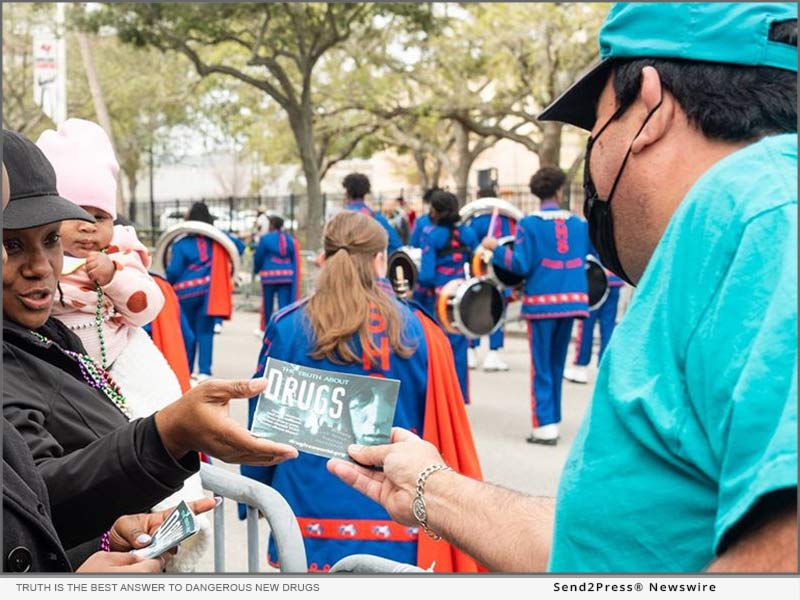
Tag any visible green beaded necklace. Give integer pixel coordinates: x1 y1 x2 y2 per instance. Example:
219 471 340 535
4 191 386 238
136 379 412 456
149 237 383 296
94 283 109 369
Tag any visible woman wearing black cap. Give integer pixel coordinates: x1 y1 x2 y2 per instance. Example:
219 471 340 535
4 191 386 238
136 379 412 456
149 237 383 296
2 130 297 568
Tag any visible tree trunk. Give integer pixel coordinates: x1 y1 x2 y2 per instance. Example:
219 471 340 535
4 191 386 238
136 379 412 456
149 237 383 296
289 109 324 250
413 149 430 190
125 170 138 224
538 121 563 167
453 122 473 206
431 158 442 189
77 32 125 216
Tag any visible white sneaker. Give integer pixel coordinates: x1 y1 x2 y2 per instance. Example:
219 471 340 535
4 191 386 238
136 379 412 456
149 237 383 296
527 423 559 445
213 322 223 334
482 350 509 372
467 348 478 370
564 365 588 384
195 373 211 383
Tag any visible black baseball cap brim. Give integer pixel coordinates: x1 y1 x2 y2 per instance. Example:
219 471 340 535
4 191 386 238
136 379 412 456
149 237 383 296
538 58 614 132
3 194 94 230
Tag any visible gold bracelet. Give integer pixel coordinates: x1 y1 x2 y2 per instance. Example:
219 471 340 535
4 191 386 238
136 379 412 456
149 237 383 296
412 463 452 540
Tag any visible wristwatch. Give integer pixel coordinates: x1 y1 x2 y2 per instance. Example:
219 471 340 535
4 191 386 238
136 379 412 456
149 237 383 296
412 463 452 540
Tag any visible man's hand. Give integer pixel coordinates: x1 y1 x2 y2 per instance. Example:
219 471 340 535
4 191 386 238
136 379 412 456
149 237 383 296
85 251 116 286
481 236 498 251
327 428 445 526
108 498 218 552
76 551 165 573
154 378 299 465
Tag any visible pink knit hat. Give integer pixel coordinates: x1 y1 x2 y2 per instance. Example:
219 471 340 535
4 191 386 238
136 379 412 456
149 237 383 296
36 119 119 219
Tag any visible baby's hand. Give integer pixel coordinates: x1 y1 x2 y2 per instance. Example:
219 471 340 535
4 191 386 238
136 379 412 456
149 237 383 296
85 251 116 286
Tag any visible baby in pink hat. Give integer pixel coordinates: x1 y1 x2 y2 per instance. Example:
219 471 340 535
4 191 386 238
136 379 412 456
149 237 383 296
37 119 165 367
38 119 210 572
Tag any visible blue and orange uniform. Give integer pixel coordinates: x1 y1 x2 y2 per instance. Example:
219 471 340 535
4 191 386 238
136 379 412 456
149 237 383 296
239 292 483 572
213 232 247 332
344 200 402 254
253 229 301 329
419 223 479 403
409 213 432 248
492 201 589 428
166 235 233 376
408 213 435 305
573 251 624 367
466 212 517 352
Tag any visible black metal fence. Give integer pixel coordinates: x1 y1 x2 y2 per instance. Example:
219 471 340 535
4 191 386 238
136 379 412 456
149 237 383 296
126 182 584 249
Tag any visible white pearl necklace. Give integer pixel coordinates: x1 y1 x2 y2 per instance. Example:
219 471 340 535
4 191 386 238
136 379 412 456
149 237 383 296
68 311 115 331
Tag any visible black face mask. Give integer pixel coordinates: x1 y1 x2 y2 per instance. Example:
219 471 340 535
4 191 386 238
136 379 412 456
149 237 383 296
583 97 663 285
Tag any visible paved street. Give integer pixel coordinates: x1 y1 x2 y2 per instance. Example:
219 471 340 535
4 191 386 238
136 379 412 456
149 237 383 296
194 308 598 572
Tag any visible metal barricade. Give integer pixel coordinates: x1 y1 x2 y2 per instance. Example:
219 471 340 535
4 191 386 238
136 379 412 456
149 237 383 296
199 463 307 573
199 464 428 575
329 555 426 574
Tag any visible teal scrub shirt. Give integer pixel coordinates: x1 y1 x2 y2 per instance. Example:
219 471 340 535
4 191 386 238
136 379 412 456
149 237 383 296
549 134 798 572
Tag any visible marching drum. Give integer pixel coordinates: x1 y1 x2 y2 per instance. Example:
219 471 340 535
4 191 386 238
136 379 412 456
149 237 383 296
387 246 422 297
470 235 524 290
585 255 610 311
459 197 524 226
151 220 241 280
435 277 505 339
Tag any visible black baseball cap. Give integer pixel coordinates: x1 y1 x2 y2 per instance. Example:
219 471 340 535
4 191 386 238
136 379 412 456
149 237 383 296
2 129 94 230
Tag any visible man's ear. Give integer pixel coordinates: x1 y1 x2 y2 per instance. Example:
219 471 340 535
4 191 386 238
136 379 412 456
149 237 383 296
631 66 675 155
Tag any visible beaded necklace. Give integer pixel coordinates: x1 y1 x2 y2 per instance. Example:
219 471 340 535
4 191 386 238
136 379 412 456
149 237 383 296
94 283 109 369
30 330 131 419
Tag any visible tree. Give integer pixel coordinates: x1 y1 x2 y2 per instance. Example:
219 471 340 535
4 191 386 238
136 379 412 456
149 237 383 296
82 3 436 246
66 31 201 215
443 3 608 167
2 3 57 138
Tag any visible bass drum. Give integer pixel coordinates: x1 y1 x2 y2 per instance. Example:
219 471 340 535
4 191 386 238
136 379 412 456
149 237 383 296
435 277 505 339
586 255 610 311
470 235 523 290
151 220 241 280
387 246 422 297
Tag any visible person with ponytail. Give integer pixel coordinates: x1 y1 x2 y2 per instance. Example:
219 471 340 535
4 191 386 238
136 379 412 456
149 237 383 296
239 211 483 573
417 191 480 404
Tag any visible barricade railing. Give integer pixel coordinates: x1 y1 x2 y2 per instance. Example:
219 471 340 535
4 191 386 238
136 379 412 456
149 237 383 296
198 463 307 573
328 555 426 574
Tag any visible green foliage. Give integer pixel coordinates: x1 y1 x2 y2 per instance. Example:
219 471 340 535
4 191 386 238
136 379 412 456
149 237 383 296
66 32 201 196
2 3 58 138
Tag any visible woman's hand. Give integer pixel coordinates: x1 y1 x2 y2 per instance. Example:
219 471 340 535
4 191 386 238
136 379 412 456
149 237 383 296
154 378 299 465
107 498 217 553
76 552 165 573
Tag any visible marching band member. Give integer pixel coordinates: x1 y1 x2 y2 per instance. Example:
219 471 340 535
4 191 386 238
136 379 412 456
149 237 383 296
466 193 517 372
342 172 402 254
252 214 302 335
166 202 233 380
482 167 589 445
408 187 440 249
564 250 625 384
240 211 482 572
418 191 480 404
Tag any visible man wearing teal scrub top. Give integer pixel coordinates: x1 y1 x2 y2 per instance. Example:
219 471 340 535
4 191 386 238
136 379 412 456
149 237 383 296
328 3 798 573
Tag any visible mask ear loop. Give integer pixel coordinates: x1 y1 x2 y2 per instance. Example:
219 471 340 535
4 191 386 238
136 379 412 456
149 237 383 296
606 97 664 204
